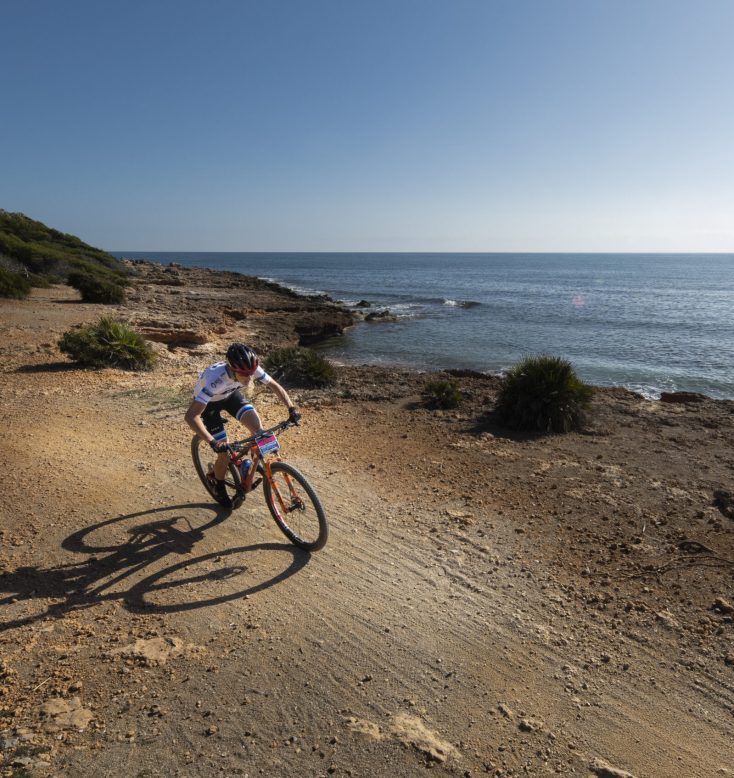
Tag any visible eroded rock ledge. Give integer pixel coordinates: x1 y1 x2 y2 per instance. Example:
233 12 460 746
120 259 357 353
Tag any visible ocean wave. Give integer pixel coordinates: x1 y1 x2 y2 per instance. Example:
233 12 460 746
258 276 333 300
395 295 483 308
442 298 482 309
355 305 419 323
346 297 482 313
616 383 663 400
345 300 424 319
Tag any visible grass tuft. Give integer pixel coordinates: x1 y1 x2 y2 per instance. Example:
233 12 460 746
421 378 462 409
59 317 156 370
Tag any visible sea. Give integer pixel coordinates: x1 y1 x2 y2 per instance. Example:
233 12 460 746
113 252 734 400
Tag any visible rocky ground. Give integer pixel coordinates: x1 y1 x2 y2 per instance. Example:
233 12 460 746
0 262 732 778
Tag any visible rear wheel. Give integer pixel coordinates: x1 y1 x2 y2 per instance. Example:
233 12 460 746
191 436 242 507
263 462 328 551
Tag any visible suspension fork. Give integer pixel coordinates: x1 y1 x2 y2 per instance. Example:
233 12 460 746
265 456 300 513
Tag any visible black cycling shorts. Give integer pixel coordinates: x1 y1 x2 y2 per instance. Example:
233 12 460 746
201 390 254 440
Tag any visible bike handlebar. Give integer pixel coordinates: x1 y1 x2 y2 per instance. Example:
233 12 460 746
229 419 295 452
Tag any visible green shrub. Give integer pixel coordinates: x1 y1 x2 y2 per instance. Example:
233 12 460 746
67 270 126 303
495 355 592 433
26 272 51 288
0 267 32 298
264 347 336 388
422 378 462 409
68 257 129 285
59 317 156 370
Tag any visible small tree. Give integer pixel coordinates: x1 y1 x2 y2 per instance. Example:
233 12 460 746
264 347 336 388
59 317 156 370
495 355 592 433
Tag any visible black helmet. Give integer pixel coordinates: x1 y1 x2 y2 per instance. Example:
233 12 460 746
226 342 258 373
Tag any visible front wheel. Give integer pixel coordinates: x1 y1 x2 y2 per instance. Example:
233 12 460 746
263 462 328 551
191 435 242 507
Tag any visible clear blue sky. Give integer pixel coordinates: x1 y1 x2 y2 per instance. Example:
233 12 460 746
3 0 733 252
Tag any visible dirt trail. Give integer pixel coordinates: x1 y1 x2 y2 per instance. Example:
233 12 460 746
1 286 733 778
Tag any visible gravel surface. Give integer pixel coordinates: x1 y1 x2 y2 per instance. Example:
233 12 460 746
1 273 733 778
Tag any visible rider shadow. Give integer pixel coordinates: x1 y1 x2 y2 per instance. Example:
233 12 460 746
0 502 310 633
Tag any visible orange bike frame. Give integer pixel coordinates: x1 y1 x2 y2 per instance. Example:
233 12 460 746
229 439 296 512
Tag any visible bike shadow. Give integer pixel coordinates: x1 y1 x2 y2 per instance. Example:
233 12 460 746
0 501 310 632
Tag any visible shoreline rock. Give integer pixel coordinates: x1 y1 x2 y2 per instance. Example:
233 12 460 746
120 259 358 354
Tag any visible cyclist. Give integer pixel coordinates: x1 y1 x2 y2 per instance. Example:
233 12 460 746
185 342 301 507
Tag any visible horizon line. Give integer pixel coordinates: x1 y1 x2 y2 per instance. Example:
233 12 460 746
110 249 734 256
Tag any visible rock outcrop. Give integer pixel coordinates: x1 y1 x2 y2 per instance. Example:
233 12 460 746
120 259 358 353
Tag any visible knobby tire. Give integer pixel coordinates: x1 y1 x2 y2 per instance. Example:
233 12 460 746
263 461 328 551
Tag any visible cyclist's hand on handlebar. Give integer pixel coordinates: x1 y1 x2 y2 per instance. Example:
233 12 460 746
209 439 229 453
288 406 302 425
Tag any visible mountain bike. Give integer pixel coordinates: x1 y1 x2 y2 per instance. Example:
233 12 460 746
191 419 328 552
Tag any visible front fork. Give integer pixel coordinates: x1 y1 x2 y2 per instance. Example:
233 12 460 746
265 459 303 514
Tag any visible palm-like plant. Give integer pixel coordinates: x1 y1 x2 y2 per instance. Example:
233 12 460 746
495 355 592 433
59 317 156 370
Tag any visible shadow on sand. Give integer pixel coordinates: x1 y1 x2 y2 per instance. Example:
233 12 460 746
15 362 79 374
0 501 309 632
466 411 549 442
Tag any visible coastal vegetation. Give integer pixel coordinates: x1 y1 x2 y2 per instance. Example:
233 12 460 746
421 378 462 409
66 269 127 303
0 210 128 300
264 346 337 388
0 266 34 298
495 355 592 433
58 317 157 370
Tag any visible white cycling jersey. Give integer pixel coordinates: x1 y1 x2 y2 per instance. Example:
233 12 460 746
193 361 271 405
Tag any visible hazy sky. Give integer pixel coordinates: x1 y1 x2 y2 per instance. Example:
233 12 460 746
3 0 733 252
